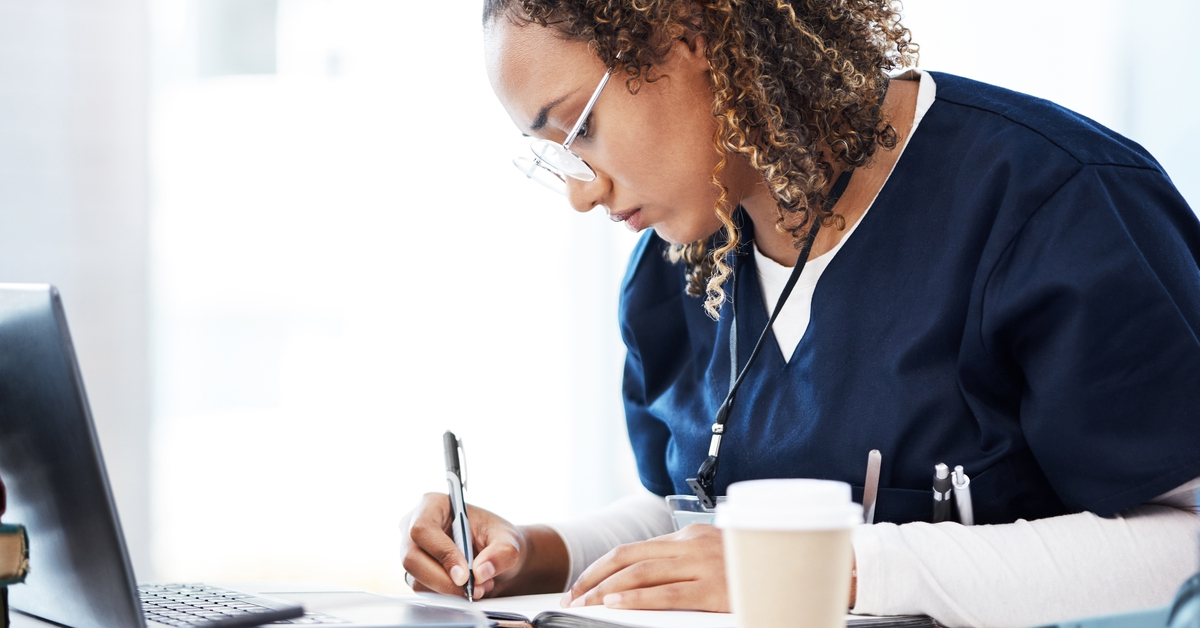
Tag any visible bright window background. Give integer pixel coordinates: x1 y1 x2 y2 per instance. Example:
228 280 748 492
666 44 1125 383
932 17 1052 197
148 0 1199 592
150 0 642 591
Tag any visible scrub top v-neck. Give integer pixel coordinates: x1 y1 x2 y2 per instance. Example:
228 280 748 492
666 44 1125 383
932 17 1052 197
617 71 1200 525
754 70 938 364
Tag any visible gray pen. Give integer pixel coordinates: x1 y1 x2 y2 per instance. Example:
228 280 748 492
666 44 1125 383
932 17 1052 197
863 449 882 525
952 465 974 526
444 431 475 601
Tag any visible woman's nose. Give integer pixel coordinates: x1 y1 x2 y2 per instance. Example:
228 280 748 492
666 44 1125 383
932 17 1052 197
565 172 609 214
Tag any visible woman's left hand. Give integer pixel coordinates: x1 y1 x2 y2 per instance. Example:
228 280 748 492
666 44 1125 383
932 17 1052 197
559 523 729 612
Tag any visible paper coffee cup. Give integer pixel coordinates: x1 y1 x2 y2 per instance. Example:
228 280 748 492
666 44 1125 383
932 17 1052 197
715 479 862 628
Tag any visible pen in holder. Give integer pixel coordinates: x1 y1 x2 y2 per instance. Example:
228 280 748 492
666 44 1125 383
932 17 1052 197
666 494 726 531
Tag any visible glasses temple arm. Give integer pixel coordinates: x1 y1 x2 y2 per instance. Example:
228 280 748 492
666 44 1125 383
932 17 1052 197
563 52 621 150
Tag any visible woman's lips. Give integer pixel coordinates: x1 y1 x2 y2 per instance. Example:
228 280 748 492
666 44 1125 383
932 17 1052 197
609 207 644 232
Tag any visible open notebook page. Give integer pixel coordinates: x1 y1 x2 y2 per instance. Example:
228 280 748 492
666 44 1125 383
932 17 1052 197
477 593 736 628
470 593 934 628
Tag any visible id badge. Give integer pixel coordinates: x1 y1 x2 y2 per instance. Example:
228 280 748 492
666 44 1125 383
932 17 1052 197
666 494 725 531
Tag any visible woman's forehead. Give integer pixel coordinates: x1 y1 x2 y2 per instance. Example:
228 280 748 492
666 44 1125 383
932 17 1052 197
484 19 604 133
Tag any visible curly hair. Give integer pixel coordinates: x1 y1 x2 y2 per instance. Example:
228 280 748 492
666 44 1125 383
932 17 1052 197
485 0 916 318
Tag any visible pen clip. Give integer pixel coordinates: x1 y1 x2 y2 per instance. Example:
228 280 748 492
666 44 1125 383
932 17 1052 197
457 437 468 491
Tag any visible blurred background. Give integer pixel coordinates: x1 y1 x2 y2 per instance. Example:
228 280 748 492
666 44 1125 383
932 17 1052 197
0 0 1196 593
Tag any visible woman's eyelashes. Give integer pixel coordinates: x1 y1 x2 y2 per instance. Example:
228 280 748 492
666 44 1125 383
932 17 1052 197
574 114 594 141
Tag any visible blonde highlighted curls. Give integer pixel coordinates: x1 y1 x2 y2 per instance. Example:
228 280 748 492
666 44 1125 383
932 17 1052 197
485 0 917 318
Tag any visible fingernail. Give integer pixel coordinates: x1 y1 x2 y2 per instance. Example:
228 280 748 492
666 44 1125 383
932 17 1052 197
603 593 622 607
559 592 573 608
475 562 495 581
570 596 586 608
450 565 466 585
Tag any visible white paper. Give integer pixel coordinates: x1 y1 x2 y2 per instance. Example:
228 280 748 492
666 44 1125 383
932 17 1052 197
476 593 737 628
409 592 920 628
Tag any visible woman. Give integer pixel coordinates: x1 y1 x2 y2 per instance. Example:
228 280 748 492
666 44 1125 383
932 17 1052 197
401 1 1200 626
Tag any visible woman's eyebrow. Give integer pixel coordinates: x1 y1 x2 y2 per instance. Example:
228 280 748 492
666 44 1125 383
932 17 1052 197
529 92 573 132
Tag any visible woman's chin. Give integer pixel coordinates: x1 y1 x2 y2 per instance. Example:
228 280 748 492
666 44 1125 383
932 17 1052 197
652 221 725 246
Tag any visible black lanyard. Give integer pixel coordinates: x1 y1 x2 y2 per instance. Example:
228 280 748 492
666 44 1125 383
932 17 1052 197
687 167 856 508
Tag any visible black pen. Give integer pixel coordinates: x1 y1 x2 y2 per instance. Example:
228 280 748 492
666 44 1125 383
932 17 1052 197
444 431 474 601
932 462 952 523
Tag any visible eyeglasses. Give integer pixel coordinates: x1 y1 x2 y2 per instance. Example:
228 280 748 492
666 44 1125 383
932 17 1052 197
512 59 617 195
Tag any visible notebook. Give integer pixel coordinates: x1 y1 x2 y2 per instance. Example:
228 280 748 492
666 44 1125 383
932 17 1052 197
475 593 938 628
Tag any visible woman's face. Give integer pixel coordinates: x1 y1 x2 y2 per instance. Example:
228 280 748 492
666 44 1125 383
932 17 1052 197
485 18 753 244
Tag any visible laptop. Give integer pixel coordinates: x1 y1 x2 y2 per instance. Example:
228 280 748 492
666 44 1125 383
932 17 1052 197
0 284 483 628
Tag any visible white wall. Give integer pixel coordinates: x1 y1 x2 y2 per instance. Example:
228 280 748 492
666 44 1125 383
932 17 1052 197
903 0 1199 210
148 0 643 592
0 0 153 578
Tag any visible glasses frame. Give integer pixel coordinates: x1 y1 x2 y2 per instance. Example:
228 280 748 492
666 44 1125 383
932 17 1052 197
513 58 619 195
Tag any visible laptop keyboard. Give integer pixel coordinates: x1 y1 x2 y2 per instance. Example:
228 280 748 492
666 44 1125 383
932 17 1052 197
139 584 306 628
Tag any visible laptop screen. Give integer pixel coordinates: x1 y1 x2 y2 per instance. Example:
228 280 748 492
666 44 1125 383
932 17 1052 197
0 284 143 628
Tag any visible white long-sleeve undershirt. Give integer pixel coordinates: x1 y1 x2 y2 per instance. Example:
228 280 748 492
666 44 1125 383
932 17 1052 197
851 489 1199 628
547 483 1199 628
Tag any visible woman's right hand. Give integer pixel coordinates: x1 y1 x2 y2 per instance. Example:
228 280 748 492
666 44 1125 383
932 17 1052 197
399 492 569 599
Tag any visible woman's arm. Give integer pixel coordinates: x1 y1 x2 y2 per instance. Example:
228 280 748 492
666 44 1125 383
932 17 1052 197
853 481 1200 628
562 481 1199 625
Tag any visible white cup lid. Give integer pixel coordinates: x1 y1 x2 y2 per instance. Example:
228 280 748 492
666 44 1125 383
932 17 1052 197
714 479 863 530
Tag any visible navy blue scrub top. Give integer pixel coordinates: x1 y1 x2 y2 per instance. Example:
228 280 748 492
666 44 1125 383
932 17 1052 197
618 72 1200 525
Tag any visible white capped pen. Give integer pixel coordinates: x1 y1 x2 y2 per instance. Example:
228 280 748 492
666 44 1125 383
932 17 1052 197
952 465 974 526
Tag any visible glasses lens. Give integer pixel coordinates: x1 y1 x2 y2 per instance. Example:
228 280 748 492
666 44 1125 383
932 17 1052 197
530 140 596 182
513 156 566 195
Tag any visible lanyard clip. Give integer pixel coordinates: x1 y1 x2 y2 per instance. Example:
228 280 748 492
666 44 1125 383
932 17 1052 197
686 455 719 510
687 422 725 509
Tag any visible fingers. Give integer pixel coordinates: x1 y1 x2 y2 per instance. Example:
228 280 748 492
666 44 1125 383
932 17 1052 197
603 581 723 612
400 495 528 599
400 493 470 595
566 537 678 604
471 530 520 594
567 558 702 607
562 524 728 612
412 578 496 598
463 502 528 594
570 557 677 606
